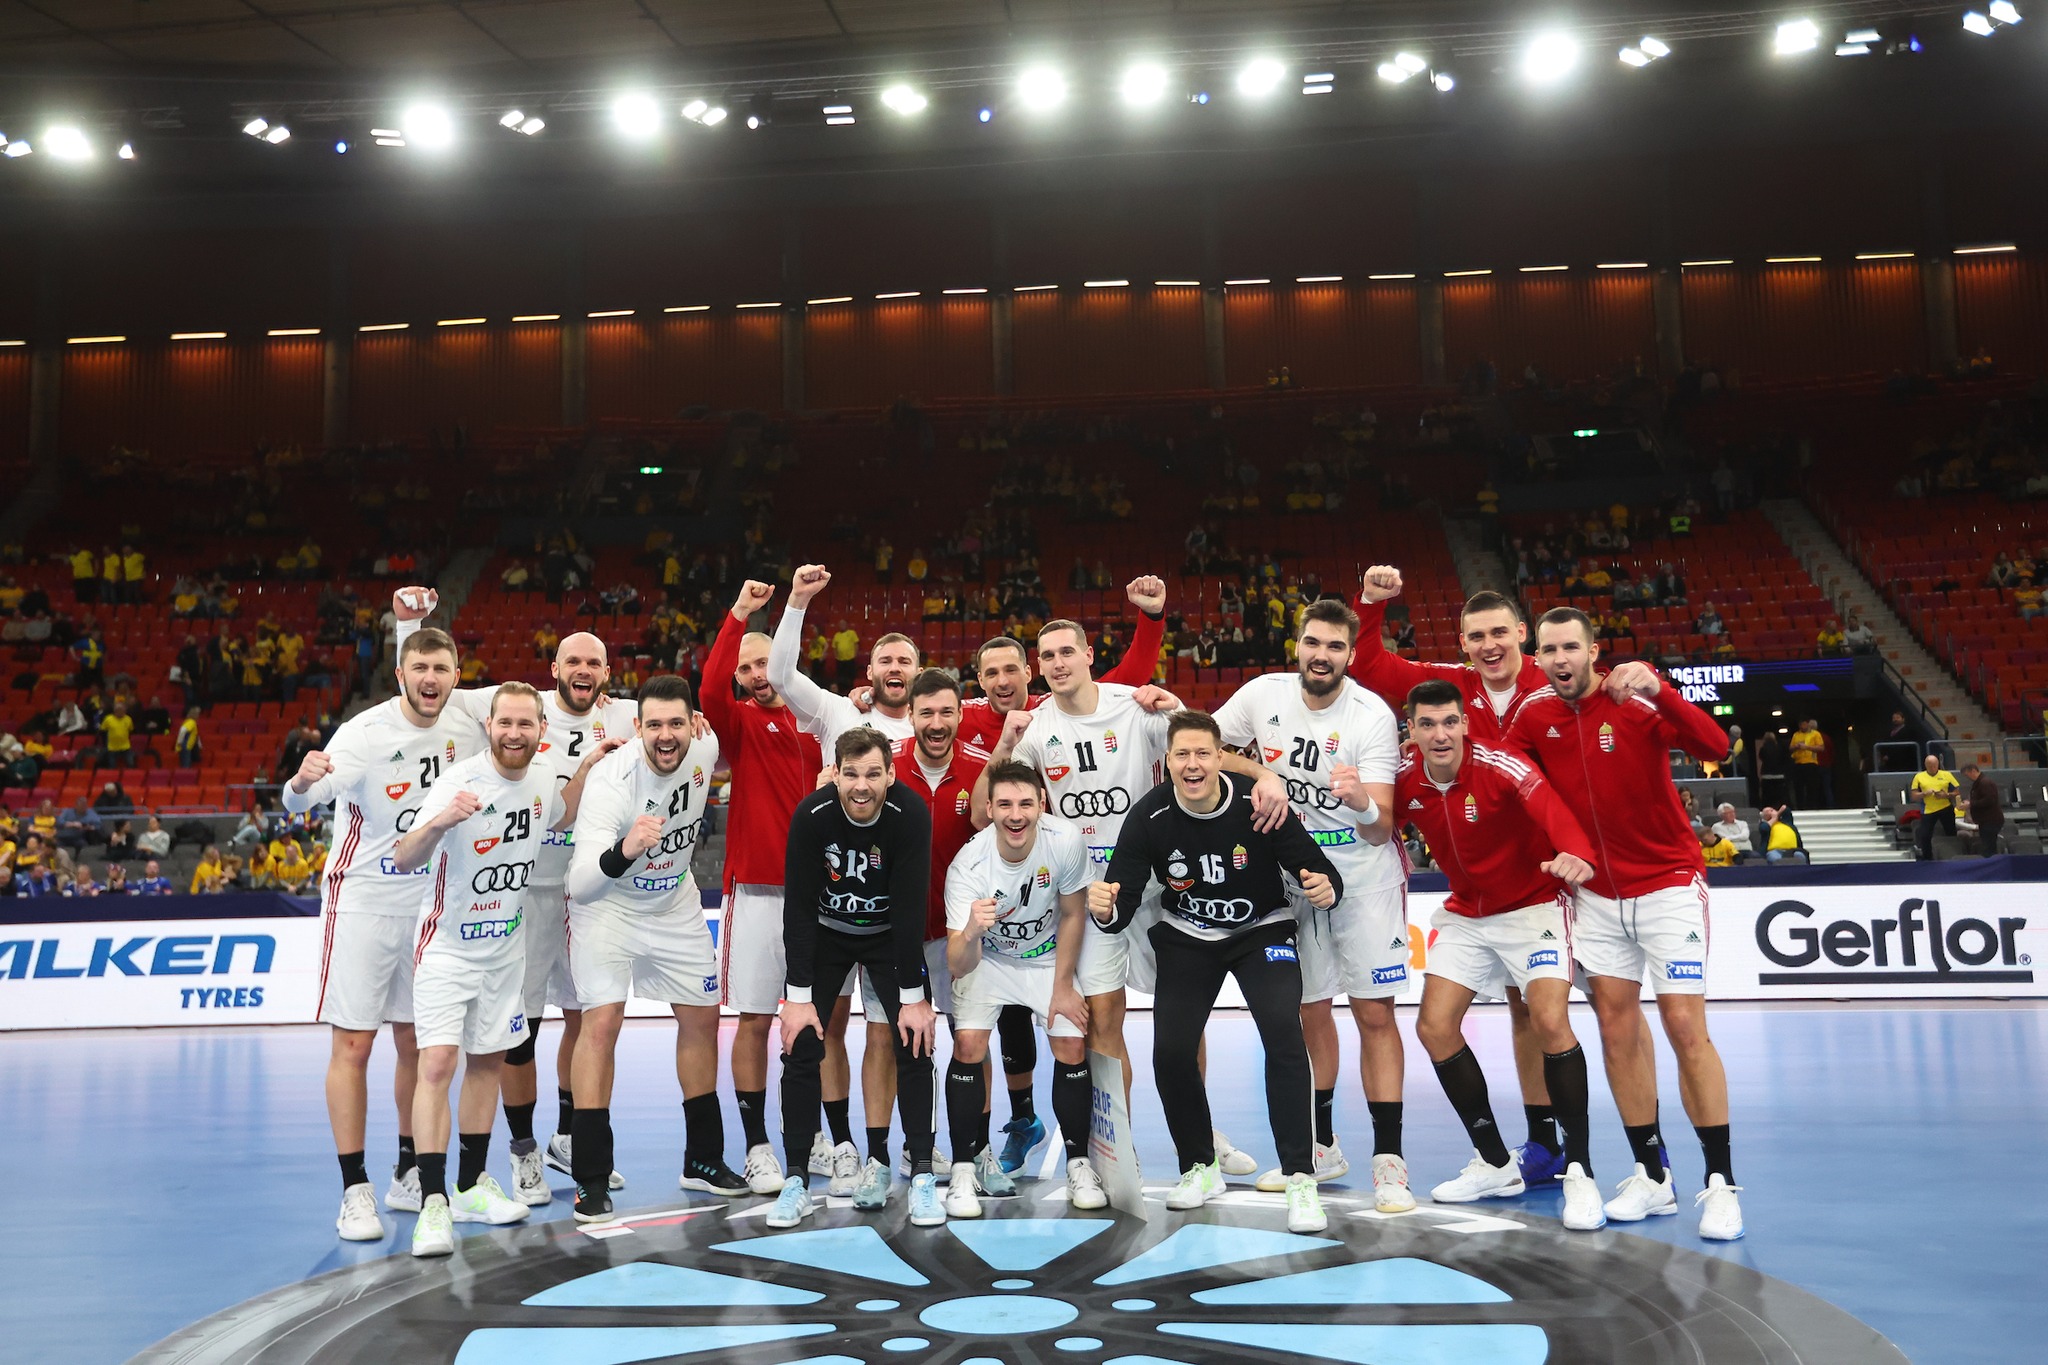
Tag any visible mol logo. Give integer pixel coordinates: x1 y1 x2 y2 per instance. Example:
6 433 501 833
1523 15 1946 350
0 934 276 980
1756 898 2032 986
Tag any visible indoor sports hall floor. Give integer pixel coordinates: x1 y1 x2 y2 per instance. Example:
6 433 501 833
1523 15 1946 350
3 1000 2041 1364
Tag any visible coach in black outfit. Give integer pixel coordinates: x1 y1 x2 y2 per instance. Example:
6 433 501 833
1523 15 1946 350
781 728 939 1184
1091 709 1342 1213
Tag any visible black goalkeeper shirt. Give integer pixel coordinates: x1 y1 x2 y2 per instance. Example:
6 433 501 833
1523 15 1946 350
783 785 932 1004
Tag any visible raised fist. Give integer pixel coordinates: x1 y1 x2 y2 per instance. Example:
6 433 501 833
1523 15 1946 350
1602 661 1662 701
394 587 438 621
291 750 333 794
1125 575 1167 615
996 706 1034 754
732 580 775 620
1359 566 1404 605
789 564 832 608
622 813 665 859
437 790 483 827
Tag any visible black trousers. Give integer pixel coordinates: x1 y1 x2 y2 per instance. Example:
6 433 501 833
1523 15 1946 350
782 925 935 1176
1915 806 1955 858
1148 918 1313 1177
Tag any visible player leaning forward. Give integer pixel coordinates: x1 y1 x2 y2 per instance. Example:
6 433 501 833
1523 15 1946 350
1510 607 1744 1240
563 674 748 1223
286 623 482 1241
392 682 600 1254
1092 710 1349 1234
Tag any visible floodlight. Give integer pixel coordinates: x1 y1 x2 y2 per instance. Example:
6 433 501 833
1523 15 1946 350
612 93 663 138
1237 57 1286 96
1121 63 1169 106
1775 19 1821 54
400 103 455 149
1018 66 1067 110
880 84 928 114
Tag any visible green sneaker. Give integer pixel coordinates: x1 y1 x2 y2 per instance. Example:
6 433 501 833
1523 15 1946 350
450 1173 531 1225
411 1195 454 1258
1166 1161 1224 1210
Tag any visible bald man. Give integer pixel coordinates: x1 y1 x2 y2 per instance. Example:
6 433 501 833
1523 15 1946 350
704 582 850 1194
394 590 637 1206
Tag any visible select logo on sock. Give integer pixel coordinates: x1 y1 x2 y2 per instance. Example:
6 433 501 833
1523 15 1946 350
1755 898 2033 986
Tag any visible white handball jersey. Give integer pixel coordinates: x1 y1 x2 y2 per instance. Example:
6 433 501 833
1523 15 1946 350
1213 671 1404 894
281 697 485 917
1010 684 1170 870
441 685 638 889
564 731 722 914
945 815 1093 966
413 751 564 965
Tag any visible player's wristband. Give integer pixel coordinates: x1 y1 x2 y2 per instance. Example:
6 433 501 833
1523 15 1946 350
785 985 814 1005
598 840 633 879
1357 796 1381 826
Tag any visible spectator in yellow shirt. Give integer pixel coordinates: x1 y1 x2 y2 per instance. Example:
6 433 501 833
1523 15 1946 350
121 545 146 602
69 546 98 603
1761 807 1804 863
533 624 559 658
190 846 227 895
98 702 137 767
1910 755 1961 859
1788 719 1825 807
1816 617 1846 655
906 550 929 584
831 624 861 689
1699 826 1740 867
276 845 314 893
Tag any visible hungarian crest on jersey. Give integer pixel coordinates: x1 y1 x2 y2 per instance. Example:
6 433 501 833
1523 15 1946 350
1325 731 1341 755
1103 730 1119 754
1232 843 1248 870
1598 722 1616 753
1463 794 1479 823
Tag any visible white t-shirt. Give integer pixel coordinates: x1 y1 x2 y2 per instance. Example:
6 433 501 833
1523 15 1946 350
1010 683 1169 870
765 601 914 757
280 697 485 916
945 815 1093 966
441 685 639 889
413 751 564 965
1213 671 1404 893
564 732 722 915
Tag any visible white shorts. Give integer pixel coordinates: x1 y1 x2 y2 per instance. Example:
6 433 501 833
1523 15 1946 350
1298 882 1411 1001
720 883 788 1015
1424 898 1573 998
415 950 529 1053
1571 877 1710 995
860 938 953 1017
569 899 719 1008
316 912 414 1031
1079 890 1161 996
952 953 1085 1038
522 886 581 1017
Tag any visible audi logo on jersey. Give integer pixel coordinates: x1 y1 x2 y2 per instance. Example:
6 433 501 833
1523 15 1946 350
991 905 1057 941
1059 788 1131 818
1284 777 1346 811
1174 895 1258 924
653 826 698 857
823 890 887 918
472 862 534 893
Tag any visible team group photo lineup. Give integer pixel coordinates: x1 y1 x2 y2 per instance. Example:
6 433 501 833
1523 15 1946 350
7 7 2047 1363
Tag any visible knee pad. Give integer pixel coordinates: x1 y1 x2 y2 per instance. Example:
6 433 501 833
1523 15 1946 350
997 1004 1038 1074
504 1034 537 1067
787 1029 827 1066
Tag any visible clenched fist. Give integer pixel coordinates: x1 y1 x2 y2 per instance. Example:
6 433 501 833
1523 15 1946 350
291 751 333 795
1088 880 1120 924
1329 762 1371 812
433 790 483 829
968 897 1000 934
789 564 832 608
1125 575 1167 615
1299 868 1336 910
394 587 438 620
1359 565 1404 605
732 580 775 620
621 813 665 859
1602 660 1662 701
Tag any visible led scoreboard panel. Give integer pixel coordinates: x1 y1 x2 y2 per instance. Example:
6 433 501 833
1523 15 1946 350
1664 656 1867 708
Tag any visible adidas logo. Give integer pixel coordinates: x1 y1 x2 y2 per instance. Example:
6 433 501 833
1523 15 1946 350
1539 929 1557 940
388 749 406 761
644 799 659 811
1684 931 1702 944
1268 715 1281 724
482 803 497 815
1546 726 1561 738
1389 936 1406 949
1407 798 1424 810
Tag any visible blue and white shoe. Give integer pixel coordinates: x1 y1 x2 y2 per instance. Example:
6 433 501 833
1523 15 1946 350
973 1146 1018 1197
1513 1141 1568 1187
998 1116 1047 1174
853 1157 891 1211
766 1177 814 1230
908 1171 946 1226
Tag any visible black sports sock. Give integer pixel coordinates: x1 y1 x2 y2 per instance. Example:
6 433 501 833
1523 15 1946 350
1314 1087 1336 1148
1052 1061 1093 1161
736 1089 770 1150
867 1125 892 1169
417 1151 449 1202
505 1100 536 1144
455 1132 490 1193
1524 1104 1562 1155
1696 1124 1733 1184
1008 1083 1037 1125
682 1093 724 1164
556 1088 575 1139
396 1135 417 1177
1624 1120 1667 1178
1542 1047 1593 1175
825 1098 854 1146
946 1064 984 1163
338 1150 369 1191
1368 1100 1404 1158
571 1107 613 1194
1431 1046 1510 1168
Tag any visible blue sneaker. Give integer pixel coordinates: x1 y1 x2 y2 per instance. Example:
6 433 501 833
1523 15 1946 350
765 1177 814 1229
998 1116 1047 1175
909 1171 946 1226
1513 1141 1568 1187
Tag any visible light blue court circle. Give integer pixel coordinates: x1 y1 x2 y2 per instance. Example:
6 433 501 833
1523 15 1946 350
918 1295 1081 1335
1056 1338 1105 1351
882 1338 930 1352
992 1278 1034 1290
1112 1298 1155 1311
855 1300 900 1312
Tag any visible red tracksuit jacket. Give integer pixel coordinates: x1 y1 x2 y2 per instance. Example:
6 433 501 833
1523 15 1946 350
1350 595 1548 743
890 737 989 941
701 610 824 892
1395 742 1597 917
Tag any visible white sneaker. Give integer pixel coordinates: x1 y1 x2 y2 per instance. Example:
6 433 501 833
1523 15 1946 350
384 1165 422 1213
510 1144 551 1206
744 1143 785 1196
852 1156 891 1210
450 1173 532 1225
1285 1173 1328 1233
1257 1139 1349 1192
544 1133 623 1190
1430 1151 1527 1203
897 1145 952 1180
1695 1174 1745 1241
908 1171 946 1226
1067 1157 1109 1210
1561 1163 1607 1231
1371 1153 1418 1213
1166 1161 1224 1211
337 1183 383 1241
827 1141 862 1197
1604 1163 1678 1222
944 1163 983 1219
410 1195 454 1257
809 1131 835 1177
1213 1130 1258 1177
766 1176 814 1229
